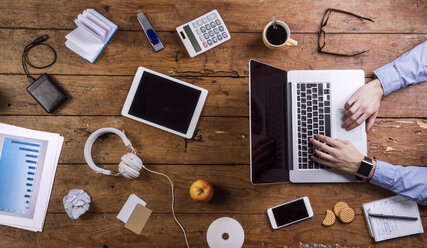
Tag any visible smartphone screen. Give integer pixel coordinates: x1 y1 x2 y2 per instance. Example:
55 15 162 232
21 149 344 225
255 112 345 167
272 198 309 227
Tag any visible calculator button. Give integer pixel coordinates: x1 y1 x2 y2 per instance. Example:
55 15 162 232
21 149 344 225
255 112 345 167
209 31 214 37
192 22 198 28
200 26 206 32
218 25 224 32
207 39 213 46
203 41 208 48
210 22 216 28
215 19 221 25
222 32 228 39
204 33 210 39
205 24 211 30
197 20 202 26
217 34 223 41
202 17 208 24
196 29 202 35
212 37 218 43
199 35 205 41
207 12 217 21
214 28 219 34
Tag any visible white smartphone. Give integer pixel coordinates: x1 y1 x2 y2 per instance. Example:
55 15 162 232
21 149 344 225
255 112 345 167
267 196 314 229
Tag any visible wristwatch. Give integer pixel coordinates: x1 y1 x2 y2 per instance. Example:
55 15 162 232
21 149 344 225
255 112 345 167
355 156 374 179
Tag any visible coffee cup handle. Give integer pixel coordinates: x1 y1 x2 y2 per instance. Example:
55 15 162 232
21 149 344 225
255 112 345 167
285 38 298 47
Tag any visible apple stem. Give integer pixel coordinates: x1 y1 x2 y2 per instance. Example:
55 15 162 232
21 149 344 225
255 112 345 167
198 187 204 195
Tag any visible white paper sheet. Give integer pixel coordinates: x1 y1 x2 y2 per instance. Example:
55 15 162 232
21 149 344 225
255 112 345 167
0 123 64 232
117 194 147 223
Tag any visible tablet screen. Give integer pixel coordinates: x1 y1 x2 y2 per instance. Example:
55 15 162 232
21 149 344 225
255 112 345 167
128 71 201 134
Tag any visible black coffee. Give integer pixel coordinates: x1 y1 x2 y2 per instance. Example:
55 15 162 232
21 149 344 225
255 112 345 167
266 25 288 45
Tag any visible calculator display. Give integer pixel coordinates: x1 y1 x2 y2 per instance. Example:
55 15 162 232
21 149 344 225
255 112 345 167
183 25 201 53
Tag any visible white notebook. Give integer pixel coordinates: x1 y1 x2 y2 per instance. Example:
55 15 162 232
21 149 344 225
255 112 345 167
363 195 424 242
65 9 117 63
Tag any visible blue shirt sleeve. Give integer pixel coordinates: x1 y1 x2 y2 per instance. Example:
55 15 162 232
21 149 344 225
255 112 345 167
370 160 427 206
374 40 427 96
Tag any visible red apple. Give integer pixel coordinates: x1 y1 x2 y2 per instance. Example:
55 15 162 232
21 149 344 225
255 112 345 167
189 179 214 202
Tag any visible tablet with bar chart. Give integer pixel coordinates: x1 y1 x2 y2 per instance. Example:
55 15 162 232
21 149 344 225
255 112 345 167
0 134 48 219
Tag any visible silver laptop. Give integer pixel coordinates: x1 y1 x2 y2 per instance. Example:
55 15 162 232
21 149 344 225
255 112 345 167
249 59 367 184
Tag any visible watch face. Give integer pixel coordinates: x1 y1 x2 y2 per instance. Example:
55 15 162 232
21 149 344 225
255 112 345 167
358 161 373 177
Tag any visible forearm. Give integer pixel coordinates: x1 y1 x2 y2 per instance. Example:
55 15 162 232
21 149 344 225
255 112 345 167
374 40 427 96
370 160 427 206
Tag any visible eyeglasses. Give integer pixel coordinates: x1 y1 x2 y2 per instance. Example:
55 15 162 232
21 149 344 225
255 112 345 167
318 8 375 56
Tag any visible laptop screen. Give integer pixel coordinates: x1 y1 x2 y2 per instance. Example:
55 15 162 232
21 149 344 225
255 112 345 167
250 60 290 184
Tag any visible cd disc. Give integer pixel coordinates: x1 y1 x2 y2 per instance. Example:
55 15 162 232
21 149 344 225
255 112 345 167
206 217 245 248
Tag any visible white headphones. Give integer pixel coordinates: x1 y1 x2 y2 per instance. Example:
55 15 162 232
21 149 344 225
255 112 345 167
84 127 143 179
83 127 190 246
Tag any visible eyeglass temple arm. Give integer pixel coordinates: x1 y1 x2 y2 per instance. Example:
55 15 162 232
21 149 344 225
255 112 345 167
326 8 375 23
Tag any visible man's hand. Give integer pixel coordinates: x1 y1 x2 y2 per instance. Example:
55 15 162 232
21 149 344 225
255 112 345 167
342 79 384 132
309 134 364 175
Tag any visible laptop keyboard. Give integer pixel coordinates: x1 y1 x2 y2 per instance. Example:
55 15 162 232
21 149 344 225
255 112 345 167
296 82 331 169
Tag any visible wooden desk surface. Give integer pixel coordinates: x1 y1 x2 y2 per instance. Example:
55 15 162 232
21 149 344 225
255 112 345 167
0 0 426 247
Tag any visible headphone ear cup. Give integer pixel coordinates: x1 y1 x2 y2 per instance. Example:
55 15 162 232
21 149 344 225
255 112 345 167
119 161 140 179
121 153 143 171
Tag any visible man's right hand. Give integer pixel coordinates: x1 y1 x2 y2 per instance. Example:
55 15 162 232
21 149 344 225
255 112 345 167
342 79 384 132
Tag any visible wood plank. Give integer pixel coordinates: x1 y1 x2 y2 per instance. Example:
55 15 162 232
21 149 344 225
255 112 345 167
2 29 426 77
0 0 426 33
0 213 425 247
379 82 427 118
47 164 427 216
0 117 424 165
0 116 249 164
0 75 425 118
368 119 427 165
0 75 249 117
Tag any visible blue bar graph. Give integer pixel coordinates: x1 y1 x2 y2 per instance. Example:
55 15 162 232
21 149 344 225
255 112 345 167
0 137 41 216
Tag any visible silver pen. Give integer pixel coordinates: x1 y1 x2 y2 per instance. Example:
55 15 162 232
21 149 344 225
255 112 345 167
368 213 418 220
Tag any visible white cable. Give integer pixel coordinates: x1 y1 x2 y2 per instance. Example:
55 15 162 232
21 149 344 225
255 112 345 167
141 165 190 248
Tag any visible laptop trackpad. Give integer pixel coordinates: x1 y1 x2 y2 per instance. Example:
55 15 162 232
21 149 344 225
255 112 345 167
334 109 362 142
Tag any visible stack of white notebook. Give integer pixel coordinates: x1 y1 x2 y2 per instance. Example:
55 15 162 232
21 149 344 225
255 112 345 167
65 9 117 63
0 123 64 232
363 195 424 242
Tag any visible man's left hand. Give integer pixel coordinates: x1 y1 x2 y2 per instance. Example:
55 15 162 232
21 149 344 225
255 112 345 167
309 134 364 175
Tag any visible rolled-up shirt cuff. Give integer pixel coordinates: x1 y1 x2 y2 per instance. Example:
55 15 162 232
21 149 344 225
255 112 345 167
374 63 402 96
370 160 397 190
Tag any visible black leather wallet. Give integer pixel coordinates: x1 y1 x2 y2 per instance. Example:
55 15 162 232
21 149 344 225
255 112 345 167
26 74 68 113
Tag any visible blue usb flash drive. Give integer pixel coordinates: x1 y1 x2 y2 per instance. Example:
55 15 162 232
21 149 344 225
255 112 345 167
136 12 164 52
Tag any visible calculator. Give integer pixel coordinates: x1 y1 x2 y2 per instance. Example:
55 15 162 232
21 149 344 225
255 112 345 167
176 10 231 57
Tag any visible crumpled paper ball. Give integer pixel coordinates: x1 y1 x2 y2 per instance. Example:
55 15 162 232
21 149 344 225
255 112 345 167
63 189 91 219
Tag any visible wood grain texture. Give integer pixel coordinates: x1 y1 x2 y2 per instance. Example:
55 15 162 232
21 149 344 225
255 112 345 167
0 75 425 118
1 29 426 77
0 116 424 165
0 213 426 248
0 75 249 117
0 0 426 33
0 0 426 247
47 164 427 216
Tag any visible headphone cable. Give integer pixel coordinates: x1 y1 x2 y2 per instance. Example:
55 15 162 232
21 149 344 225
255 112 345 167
141 165 190 248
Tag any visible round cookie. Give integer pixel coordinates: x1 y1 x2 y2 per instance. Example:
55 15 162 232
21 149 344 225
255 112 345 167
322 210 336 226
339 207 355 223
333 201 349 216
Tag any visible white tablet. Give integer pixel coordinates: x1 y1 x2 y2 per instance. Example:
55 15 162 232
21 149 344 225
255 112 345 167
122 67 208 139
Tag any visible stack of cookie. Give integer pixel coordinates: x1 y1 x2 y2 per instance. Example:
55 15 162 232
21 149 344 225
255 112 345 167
322 201 355 226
